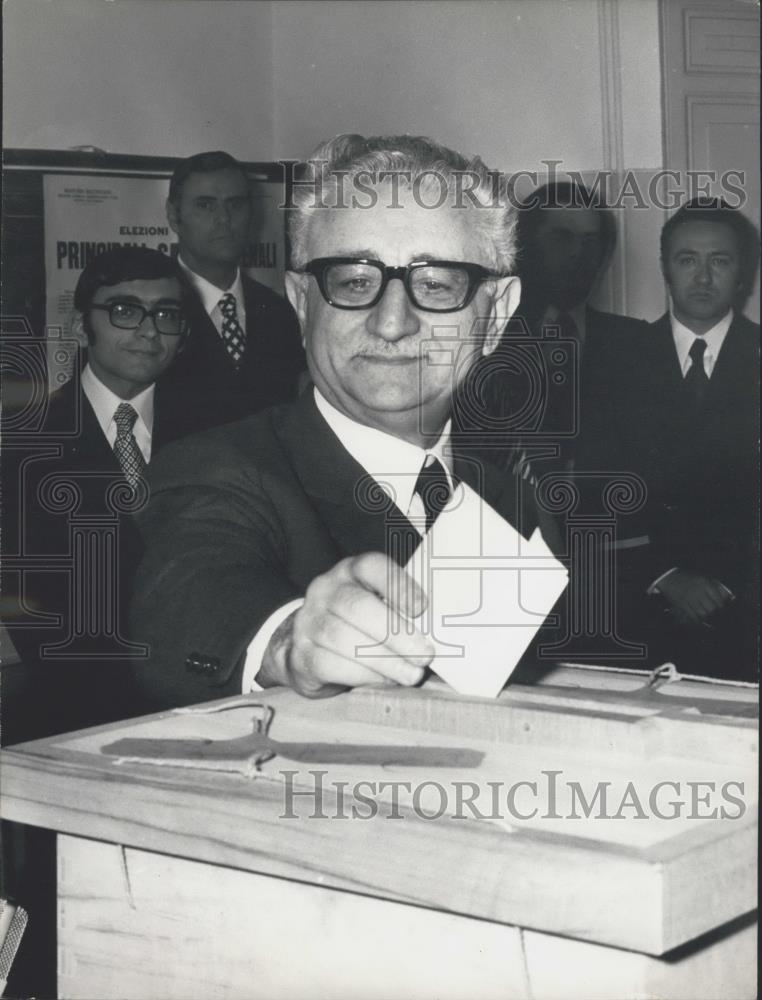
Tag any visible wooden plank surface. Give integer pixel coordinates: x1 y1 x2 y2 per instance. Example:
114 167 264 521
1 672 758 954
248 675 759 763
57 836 758 1000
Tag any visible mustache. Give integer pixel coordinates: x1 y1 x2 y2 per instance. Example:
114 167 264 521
355 353 424 363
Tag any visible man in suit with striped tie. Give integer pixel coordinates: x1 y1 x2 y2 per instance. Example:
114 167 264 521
2 246 192 741
163 150 305 429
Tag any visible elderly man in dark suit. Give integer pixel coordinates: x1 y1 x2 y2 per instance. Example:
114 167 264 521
131 134 557 710
579 199 760 681
2 247 193 741
163 150 306 428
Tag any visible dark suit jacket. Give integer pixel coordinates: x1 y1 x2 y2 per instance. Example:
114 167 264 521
163 271 306 430
1 373 200 740
130 392 546 711
456 306 647 475
7 371 196 565
575 311 759 679
578 311 759 592
535 307 648 471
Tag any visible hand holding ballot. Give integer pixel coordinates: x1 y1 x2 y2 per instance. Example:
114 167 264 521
257 552 435 698
259 483 567 700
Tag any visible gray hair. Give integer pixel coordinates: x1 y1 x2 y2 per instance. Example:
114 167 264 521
287 133 517 273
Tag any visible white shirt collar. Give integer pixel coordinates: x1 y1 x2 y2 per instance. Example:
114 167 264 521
313 387 453 519
669 307 733 377
81 364 154 459
178 255 245 318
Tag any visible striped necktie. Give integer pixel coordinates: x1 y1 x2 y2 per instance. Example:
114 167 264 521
219 293 246 366
113 402 147 488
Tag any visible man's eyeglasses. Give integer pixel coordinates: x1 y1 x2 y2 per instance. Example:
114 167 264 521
297 258 504 312
90 301 186 336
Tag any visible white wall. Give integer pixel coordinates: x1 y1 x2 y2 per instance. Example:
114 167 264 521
2 0 275 158
3 0 662 170
3 0 665 317
618 0 662 170
272 0 662 172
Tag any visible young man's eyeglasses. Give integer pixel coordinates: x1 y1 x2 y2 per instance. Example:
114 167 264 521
90 301 186 336
297 258 504 312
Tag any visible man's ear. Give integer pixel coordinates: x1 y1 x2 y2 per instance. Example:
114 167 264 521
285 271 309 347
70 310 89 349
482 275 521 357
659 255 670 287
166 197 180 235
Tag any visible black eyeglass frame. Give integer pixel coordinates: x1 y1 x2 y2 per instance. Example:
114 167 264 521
298 257 504 312
89 302 187 336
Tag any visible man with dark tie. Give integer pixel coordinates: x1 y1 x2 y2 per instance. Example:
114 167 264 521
2 247 192 741
131 133 554 709
164 150 305 428
580 198 760 680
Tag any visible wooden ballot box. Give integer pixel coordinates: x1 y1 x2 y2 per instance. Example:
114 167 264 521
0 667 757 999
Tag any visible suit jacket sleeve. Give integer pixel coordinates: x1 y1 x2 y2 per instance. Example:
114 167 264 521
130 432 299 710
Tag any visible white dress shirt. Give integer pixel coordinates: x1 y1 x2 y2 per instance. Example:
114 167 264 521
81 364 154 462
669 307 733 378
241 387 454 692
178 255 247 338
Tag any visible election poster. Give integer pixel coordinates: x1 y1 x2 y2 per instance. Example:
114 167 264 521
43 171 286 387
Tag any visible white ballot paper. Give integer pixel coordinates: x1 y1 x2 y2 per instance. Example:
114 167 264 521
404 482 568 698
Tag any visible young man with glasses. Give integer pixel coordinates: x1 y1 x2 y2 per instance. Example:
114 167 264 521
132 134 555 709
2 246 193 742
0 245 201 1000
72 246 190 461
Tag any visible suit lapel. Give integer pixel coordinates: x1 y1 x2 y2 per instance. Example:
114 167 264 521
705 315 750 403
57 383 120 472
151 383 168 455
643 315 695 455
275 394 523 564
241 274 259 341
648 314 684 390
275 394 422 564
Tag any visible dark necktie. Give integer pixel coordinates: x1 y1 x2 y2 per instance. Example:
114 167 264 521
684 337 709 407
414 457 451 532
219 293 246 366
113 402 147 488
